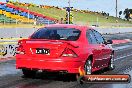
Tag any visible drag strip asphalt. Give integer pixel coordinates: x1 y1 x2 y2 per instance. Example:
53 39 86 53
0 42 132 88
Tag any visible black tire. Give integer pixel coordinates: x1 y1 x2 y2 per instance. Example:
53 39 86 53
108 53 115 70
84 59 92 75
22 69 37 78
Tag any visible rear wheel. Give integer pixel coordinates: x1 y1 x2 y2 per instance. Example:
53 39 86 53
108 54 115 70
84 59 92 75
22 69 37 78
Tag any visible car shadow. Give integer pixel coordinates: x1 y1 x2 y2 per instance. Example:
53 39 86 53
22 72 77 82
21 68 111 82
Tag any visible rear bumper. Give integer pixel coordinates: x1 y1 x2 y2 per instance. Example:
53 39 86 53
16 55 85 74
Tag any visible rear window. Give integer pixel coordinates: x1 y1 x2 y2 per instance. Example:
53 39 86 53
31 27 81 41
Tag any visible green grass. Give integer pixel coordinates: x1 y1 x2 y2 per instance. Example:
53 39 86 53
15 5 132 26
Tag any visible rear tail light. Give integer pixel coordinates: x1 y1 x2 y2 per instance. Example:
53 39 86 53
18 40 26 45
17 40 26 54
16 45 25 54
62 48 78 58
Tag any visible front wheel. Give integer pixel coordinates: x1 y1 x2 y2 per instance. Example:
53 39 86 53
84 59 92 75
108 54 115 70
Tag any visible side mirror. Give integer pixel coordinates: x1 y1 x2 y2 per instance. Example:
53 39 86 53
106 40 113 44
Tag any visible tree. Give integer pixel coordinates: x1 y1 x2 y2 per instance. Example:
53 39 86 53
124 8 130 21
119 11 122 18
119 11 122 15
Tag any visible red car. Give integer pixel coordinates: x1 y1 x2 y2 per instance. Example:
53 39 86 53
16 24 114 77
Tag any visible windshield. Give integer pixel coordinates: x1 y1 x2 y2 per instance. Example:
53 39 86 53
31 27 81 41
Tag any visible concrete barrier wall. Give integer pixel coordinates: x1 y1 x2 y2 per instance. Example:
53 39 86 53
0 28 37 38
0 43 17 58
95 28 132 34
0 28 132 38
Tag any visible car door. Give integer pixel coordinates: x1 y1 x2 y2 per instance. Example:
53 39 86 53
92 30 111 66
86 30 103 69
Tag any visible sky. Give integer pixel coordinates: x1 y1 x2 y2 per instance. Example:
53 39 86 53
0 0 132 17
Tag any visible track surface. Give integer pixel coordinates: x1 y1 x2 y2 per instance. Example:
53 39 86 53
0 42 132 88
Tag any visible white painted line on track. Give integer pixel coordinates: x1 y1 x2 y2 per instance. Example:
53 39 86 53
115 53 132 61
113 45 132 51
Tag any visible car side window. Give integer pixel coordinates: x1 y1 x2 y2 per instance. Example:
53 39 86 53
92 30 105 44
86 30 97 44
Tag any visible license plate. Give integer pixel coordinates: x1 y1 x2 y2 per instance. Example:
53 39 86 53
36 48 50 54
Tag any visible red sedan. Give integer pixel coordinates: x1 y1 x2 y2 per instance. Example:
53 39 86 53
16 24 114 77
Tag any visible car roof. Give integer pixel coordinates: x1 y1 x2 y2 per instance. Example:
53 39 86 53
44 24 93 31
